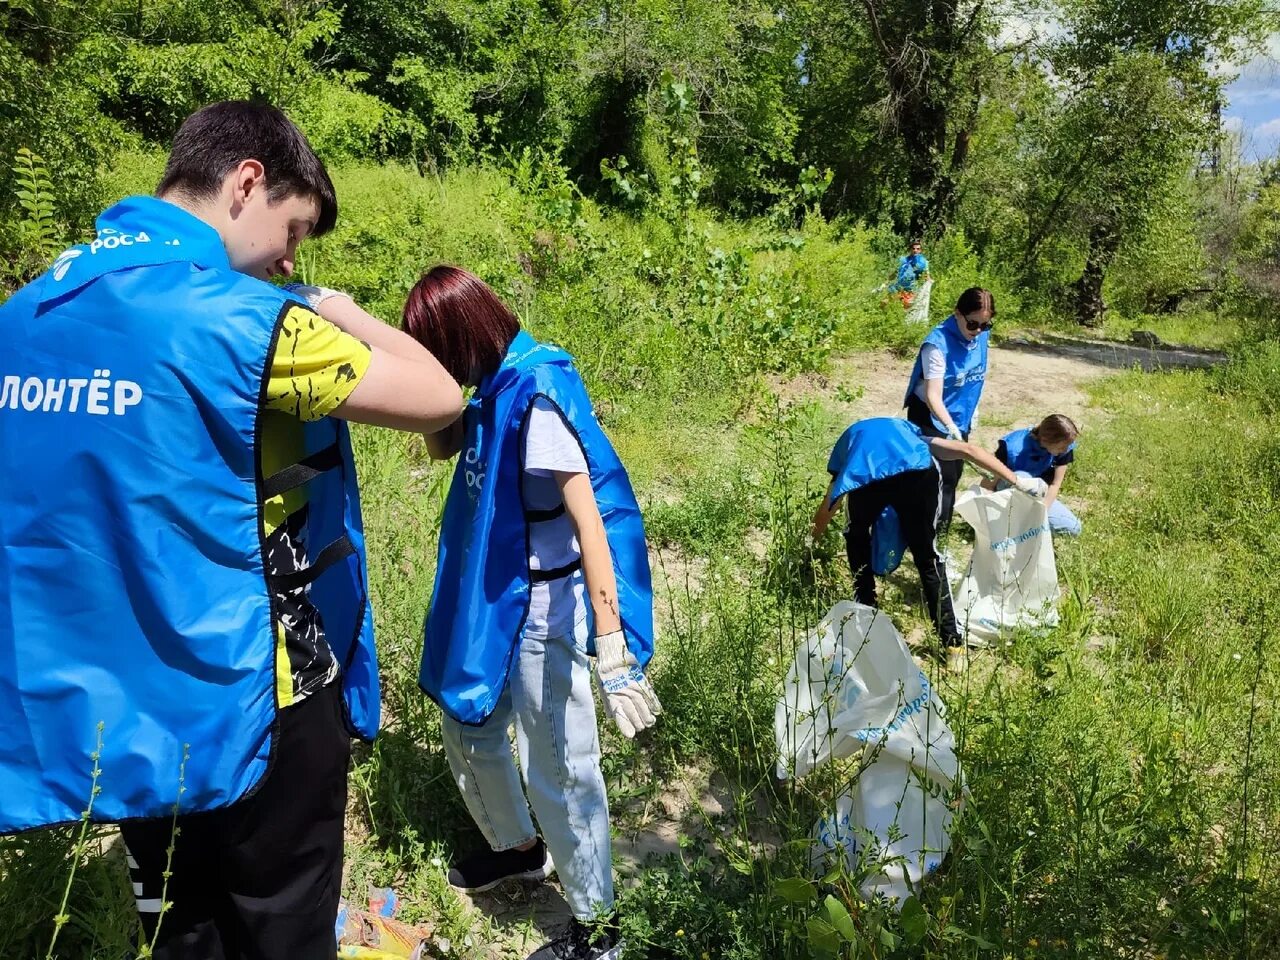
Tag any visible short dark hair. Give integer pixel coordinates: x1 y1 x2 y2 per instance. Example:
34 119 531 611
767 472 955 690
402 266 520 386
955 287 995 318
157 101 337 236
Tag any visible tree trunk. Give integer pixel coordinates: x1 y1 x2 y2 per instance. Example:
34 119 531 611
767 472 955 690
861 0 980 238
1073 225 1119 327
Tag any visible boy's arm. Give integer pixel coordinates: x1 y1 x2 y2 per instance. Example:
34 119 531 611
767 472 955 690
812 478 843 540
293 287 431 362
558 470 622 635
305 294 464 434
333 351 464 434
981 440 1008 490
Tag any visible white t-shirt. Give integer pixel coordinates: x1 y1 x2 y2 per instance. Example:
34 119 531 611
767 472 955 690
521 397 589 639
913 332 984 428
912 342 947 402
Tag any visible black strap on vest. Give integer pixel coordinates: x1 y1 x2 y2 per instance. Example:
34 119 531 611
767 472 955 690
525 504 566 522
529 559 582 583
268 537 356 591
262 443 343 498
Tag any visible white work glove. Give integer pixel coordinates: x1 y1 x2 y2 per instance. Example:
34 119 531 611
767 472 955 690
594 630 662 739
946 424 964 442
1014 475 1049 499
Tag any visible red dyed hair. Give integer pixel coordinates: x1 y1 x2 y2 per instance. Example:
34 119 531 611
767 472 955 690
401 265 520 386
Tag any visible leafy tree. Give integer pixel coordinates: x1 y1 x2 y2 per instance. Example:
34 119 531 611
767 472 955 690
1031 0 1269 323
1231 180 1280 338
573 0 802 212
794 0 1009 236
0 0 131 245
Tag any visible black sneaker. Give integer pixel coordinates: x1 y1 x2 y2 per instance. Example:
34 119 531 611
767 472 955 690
446 838 554 893
527 917 623 960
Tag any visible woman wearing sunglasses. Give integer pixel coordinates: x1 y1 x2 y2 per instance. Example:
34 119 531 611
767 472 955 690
902 287 995 532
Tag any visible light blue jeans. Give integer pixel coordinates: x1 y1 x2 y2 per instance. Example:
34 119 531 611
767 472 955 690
440 619 613 920
1046 499 1082 536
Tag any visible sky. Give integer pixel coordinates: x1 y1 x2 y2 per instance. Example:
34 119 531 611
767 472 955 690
1223 35 1280 161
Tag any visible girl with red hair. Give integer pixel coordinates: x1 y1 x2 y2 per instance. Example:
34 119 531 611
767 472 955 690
401 266 660 960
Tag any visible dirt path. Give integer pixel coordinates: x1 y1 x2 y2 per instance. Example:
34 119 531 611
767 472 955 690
780 341 1114 448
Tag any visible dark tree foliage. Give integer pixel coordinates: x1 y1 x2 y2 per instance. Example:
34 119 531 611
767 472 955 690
0 0 1272 317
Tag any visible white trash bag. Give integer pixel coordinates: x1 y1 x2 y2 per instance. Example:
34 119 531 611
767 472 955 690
904 277 933 325
953 482 1060 645
776 601 963 904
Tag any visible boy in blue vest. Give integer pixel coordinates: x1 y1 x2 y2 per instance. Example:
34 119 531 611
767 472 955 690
983 414 1083 536
886 239 930 304
0 101 463 959
812 417 1044 665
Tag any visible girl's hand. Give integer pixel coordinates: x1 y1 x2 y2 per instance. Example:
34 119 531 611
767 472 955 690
594 631 662 739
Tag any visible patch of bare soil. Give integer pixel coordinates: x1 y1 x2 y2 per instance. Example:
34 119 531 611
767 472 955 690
819 342 1113 451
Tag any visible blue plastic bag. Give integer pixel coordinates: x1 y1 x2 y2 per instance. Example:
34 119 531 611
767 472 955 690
871 506 907 576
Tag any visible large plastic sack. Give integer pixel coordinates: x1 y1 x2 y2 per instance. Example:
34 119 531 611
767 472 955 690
871 506 906 576
953 483 1059 644
776 601 963 903
904 277 933 324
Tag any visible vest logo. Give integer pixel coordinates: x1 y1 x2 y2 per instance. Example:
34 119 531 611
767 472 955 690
51 248 82 282
2 370 143 415
464 443 485 500
88 229 151 255
49 228 155 283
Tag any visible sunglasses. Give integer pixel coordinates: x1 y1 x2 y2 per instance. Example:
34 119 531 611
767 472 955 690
963 314 993 333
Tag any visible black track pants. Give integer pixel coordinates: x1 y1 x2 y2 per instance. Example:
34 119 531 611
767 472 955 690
120 682 351 960
843 465 961 647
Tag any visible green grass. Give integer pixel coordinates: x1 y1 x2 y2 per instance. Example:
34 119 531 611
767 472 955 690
1035 306 1242 351
4 158 1280 958
1095 308 1240 350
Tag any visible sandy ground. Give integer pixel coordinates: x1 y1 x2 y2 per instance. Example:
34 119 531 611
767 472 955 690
782 339 1114 450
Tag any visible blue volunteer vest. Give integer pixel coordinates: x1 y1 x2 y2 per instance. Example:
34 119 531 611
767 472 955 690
891 253 928 292
1002 427 1075 480
420 332 654 726
0 197 378 834
903 315 989 434
827 418 934 504
827 419 934 577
